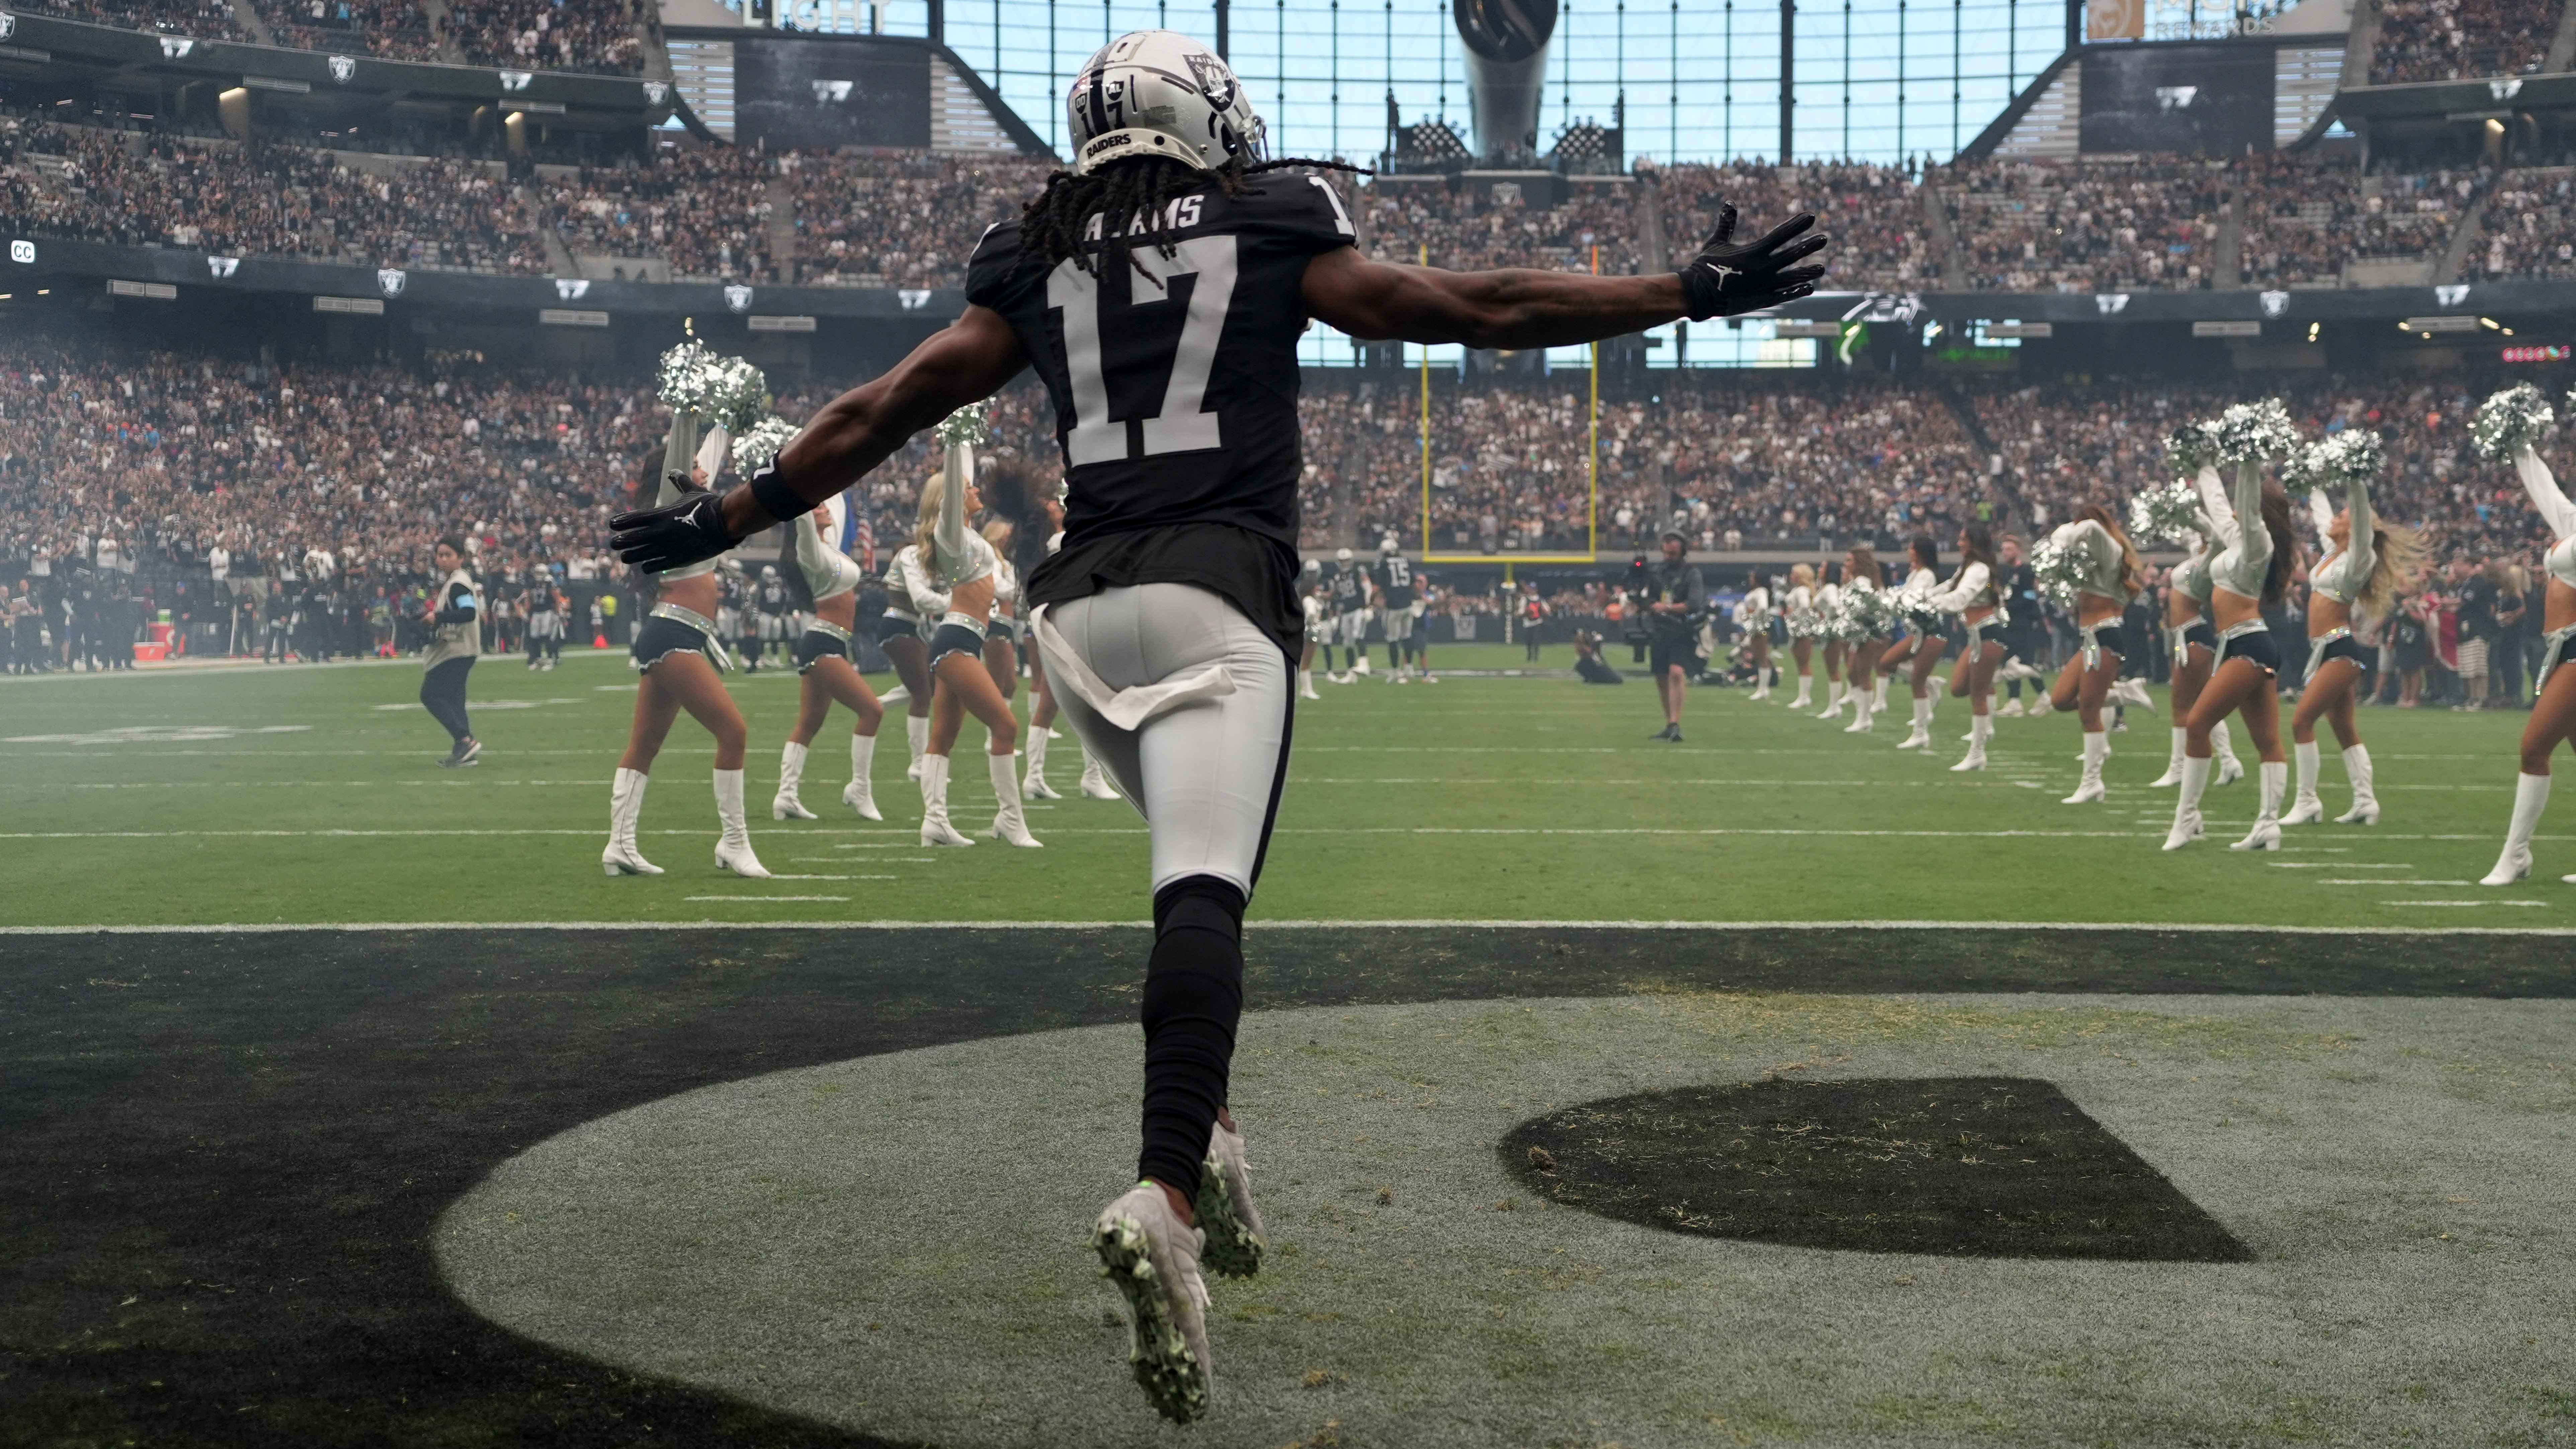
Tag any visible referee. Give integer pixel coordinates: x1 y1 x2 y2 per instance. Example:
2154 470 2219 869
420 536 482 767
1644 531 1705 742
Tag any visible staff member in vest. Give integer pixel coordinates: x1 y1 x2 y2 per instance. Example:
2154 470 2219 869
1645 531 1705 741
420 537 482 767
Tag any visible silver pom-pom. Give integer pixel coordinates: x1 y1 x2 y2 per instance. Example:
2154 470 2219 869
2162 420 2220 476
933 400 992 451
2029 537 2086 611
655 341 771 430
2128 482 2204 545
2282 429 2385 494
2210 400 2299 463
731 416 800 475
2473 384 2556 463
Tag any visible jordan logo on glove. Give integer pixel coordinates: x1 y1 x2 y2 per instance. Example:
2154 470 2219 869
1675 203 1831 321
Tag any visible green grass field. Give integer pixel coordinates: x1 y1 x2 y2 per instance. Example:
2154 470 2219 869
0 643 2562 929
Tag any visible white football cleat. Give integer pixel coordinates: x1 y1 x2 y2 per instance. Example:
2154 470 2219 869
1996 698 2027 717
1092 1183 1214 1425
1195 1121 1267 1279
2111 677 2155 712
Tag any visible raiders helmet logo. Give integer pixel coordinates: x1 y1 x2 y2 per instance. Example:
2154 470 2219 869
377 268 407 297
329 55 355 82
2259 290 2289 318
0 13 17 41
1184 51 1235 111
724 284 753 313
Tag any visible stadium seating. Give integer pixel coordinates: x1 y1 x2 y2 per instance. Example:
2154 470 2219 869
0 119 548 273
536 148 778 282
13 0 644 74
2477 169 2576 280
2371 0 2562 84
786 152 1054 289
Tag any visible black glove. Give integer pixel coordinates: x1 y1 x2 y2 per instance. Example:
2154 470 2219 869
609 479 743 574
1674 203 1830 320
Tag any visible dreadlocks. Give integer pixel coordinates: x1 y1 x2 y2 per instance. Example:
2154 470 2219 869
1017 155 1369 281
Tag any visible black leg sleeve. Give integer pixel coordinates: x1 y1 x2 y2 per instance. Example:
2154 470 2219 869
1135 875 1248 1202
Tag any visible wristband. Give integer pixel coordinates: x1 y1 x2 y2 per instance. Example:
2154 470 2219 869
747 463 816 527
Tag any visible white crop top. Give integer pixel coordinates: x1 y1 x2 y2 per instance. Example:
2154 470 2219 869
2305 475 2375 607
2514 448 2576 589
651 421 731 582
2047 518 2133 602
1923 559 1994 614
886 545 951 620
2204 460 2270 600
791 494 865 603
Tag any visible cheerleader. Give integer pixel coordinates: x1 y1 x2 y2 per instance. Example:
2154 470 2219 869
2046 504 2148 803
1024 494 1077 797
1880 536 1948 749
1296 558 1325 699
770 486 888 822
913 429 1040 850
1839 547 1887 733
1813 563 1851 719
2163 418 2300 852
2480 388 2576 884
977 459 1056 771
877 534 947 783
2283 462 2422 826
1782 563 1822 707
1923 525 2005 771
1736 576 1775 698
2148 471 2247 790
603 433 769 879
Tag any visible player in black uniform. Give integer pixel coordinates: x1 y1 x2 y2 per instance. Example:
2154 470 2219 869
1371 539 1418 682
1327 545 1368 679
608 26 1826 1425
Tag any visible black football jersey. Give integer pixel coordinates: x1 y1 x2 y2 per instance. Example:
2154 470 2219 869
1374 556 1415 609
1329 564 1366 610
965 172 1359 651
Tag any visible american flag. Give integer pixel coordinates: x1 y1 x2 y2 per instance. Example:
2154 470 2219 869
839 491 874 573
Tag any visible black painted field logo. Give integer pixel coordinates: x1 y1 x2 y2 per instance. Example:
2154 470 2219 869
1503 1076 2252 1262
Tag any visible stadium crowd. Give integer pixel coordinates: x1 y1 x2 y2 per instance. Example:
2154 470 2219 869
537 147 776 280
785 151 1053 288
15 0 645 73
0 119 549 272
3 324 2571 713
12 107 2573 291
2370 0 2561 85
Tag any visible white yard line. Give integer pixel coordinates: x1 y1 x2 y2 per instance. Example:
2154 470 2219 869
6 917 2575 935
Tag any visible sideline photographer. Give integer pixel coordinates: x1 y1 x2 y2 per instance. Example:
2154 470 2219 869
1642 532 1705 741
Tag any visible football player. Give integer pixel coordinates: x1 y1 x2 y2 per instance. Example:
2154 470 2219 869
609 27 1826 1424
1328 543 1369 678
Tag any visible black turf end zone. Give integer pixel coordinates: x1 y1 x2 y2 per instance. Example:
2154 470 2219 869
1501 1076 2255 1262
0 923 2562 1447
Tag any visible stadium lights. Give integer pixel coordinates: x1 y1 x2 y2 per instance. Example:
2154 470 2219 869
2482 318 2502 330
2307 322 2320 342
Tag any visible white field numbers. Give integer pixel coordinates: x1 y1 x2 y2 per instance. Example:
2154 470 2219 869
1047 216 1237 467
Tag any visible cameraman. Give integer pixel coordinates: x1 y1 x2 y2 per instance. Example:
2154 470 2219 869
1643 531 1705 741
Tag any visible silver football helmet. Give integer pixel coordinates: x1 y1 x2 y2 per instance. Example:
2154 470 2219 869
1067 30 1266 176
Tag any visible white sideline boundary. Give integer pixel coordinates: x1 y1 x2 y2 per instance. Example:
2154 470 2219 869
5 918 2575 936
